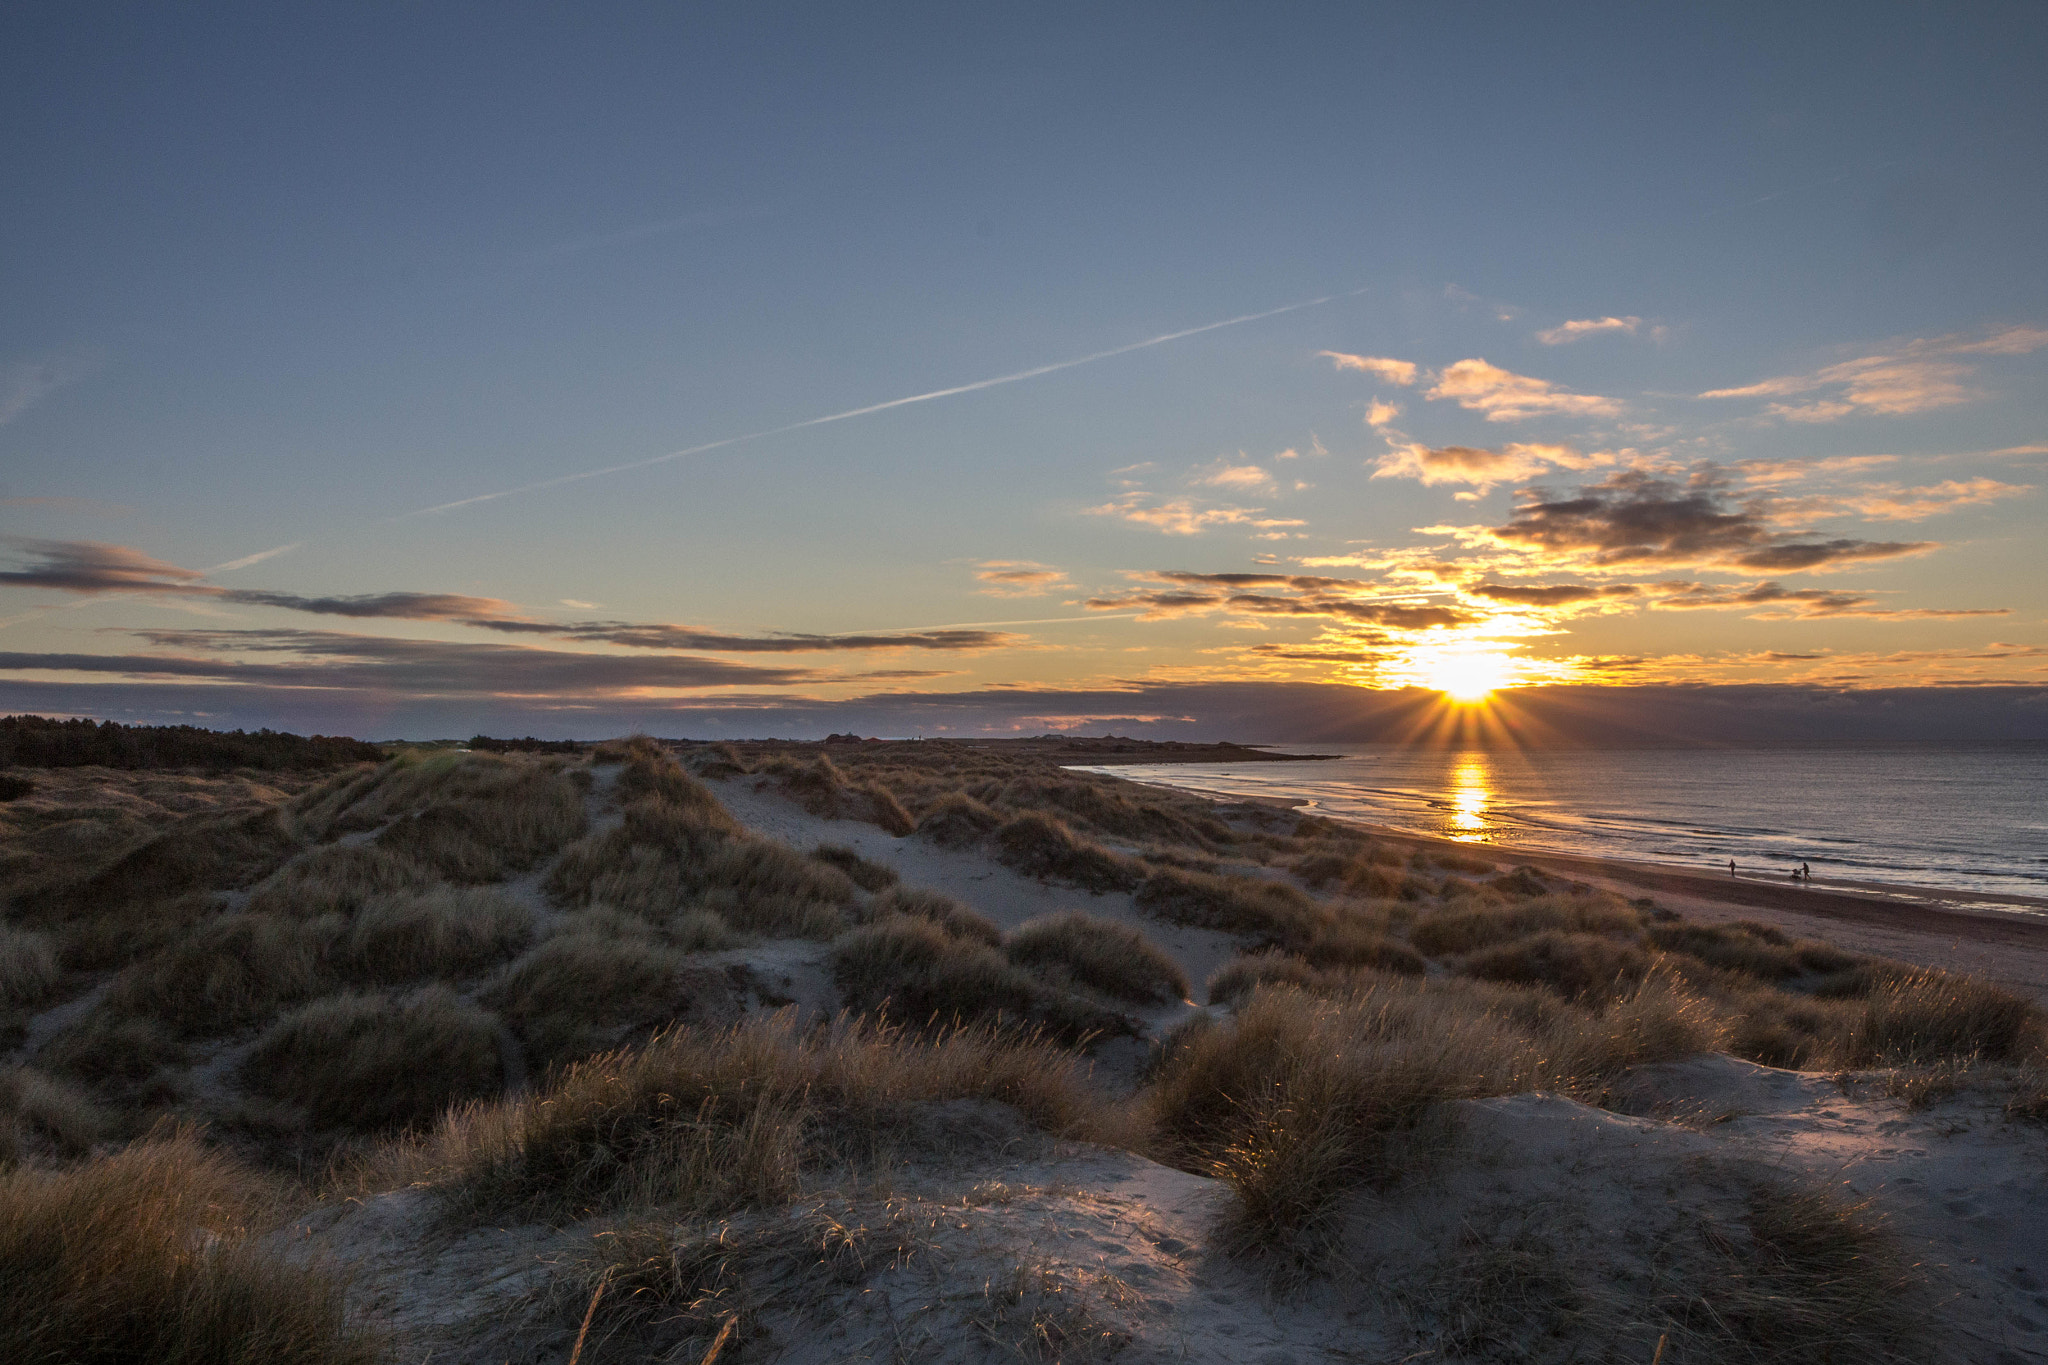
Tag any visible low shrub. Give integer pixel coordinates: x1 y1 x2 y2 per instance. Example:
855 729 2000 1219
832 916 1127 1043
771 756 916 835
1648 920 1863 982
373 760 587 882
38 1013 188 1094
992 812 1144 891
391 1014 1133 1222
0 926 60 1012
915 792 1003 846
0 1134 379 1363
810 842 899 891
243 842 436 919
1408 892 1644 957
1004 911 1190 1004
487 932 698 1069
1135 866 1329 948
337 885 535 983
1853 969 2040 1065
1207 952 1341 1008
869 886 1001 946
240 987 504 1131
0 1066 108 1164
1457 930 1652 1000
1298 920 1426 976
104 914 334 1036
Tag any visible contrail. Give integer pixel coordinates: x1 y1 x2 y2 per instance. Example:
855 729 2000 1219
398 288 1367 519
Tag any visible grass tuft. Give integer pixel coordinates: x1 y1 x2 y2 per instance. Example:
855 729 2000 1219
0 1134 380 1364
239 987 504 1132
1004 911 1191 1004
993 812 1144 891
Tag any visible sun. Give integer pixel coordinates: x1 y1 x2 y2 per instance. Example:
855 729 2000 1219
1425 650 1512 703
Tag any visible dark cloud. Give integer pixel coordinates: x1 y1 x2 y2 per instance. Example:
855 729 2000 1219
1087 571 1471 630
1152 571 1374 592
1485 471 1933 573
0 539 1019 654
0 539 209 593
1651 581 2007 620
32 629 820 696
222 590 523 620
1468 583 1641 607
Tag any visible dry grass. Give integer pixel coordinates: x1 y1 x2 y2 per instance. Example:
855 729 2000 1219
571 1203 919 1361
485 930 725 1071
243 842 436 919
373 760 587 882
104 913 334 1036
1150 973 1723 1270
832 916 1129 1043
1853 968 2040 1065
1647 919 1862 981
1134 865 1329 949
38 1014 188 1099
810 842 899 892
766 755 917 835
914 791 1004 846
336 885 535 984
1005 911 1191 1005
549 752 855 939
1457 930 1653 1001
0 1134 380 1364
239 986 505 1132
1409 891 1645 957
375 1014 1134 1222
869 886 1001 946
0 925 59 1012
992 812 1145 892
0 1066 108 1165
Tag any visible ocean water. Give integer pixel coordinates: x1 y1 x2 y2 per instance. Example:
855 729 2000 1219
1073 747 2048 905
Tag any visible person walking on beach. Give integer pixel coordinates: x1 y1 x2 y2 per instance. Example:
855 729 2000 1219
1802 861 1811 881
1729 858 1736 876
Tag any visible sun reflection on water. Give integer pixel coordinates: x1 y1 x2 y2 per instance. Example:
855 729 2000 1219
1447 754 1493 839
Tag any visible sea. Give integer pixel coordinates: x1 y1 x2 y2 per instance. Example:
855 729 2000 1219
1072 747 2048 909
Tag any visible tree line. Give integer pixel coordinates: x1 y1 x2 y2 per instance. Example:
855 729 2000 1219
0 715 384 772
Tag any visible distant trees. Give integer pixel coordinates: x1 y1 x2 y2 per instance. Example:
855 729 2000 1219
466 735 587 755
0 715 383 772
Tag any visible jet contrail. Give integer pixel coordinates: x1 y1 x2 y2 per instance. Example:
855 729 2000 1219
398 287 1367 519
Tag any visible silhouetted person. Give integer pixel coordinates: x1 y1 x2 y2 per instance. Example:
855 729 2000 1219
1729 858 1736 876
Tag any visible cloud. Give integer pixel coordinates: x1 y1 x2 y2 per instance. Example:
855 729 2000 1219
1086 494 1306 536
1193 463 1274 490
1734 456 1899 483
1467 583 1641 608
1836 477 2031 521
0 540 210 593
1699 324 2048 420
973 560 1072 597
208 544 302 573
1319 352 1417 385
9 629 820 697
1425 359 1622 422
1366 399 1401 427
1084 571 1472 630
0 351 100 427
1650 581 2008 620
0 539 1023 654
1536 316 1642 345
1462 470 1934 574
1372 441 1610 493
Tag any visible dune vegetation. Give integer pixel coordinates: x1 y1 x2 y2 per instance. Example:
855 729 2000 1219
0 732 2038 1361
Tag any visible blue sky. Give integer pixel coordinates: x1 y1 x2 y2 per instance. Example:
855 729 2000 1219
2 3 2045 737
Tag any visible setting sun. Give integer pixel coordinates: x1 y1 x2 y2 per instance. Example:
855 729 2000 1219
1425 650 1512 702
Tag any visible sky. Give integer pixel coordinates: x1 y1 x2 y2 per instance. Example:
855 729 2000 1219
2 2 2046 740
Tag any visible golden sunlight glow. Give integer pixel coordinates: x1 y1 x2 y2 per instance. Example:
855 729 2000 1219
1423 649 1513 702
1448 755 1492 835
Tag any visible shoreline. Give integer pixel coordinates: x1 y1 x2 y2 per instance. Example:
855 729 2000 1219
1121 775 2048 992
